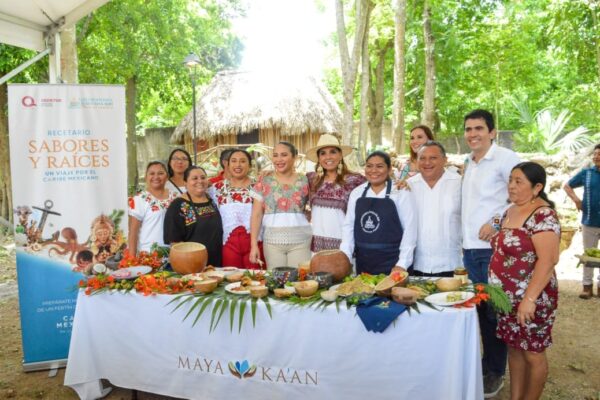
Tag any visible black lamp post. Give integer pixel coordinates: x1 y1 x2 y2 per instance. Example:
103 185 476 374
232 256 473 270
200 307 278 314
183 53 201 164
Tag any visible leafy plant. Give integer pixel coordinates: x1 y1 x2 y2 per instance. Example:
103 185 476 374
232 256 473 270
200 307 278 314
512 101 599 153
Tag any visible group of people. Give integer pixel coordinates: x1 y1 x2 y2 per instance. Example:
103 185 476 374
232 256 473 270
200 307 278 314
124 108 597 400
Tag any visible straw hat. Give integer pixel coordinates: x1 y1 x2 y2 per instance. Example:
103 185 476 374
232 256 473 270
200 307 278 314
306 134 353 163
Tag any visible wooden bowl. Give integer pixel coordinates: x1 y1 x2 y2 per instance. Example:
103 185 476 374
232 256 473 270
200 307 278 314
193 278 218 294
169 242 208 275
320 290 338 302
435 277 462 292
249 286 269 298
225 272 244 282
391 287 418 305
202 271 225 283
310 250 352 283
274 288 294 299
293 280 319 297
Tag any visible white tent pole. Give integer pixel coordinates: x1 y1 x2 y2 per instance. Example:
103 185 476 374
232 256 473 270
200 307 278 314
0 48 51 85
48 32 62 83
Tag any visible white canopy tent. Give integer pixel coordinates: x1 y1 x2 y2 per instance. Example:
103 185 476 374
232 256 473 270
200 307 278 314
0 0 110 84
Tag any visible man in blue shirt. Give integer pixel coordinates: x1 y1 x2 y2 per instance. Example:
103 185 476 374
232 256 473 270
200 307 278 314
564 143 600 299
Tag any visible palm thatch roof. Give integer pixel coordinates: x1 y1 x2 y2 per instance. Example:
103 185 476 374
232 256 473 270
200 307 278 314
171 70 343 143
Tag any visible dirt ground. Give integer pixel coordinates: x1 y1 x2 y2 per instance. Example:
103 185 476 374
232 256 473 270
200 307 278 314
0 232 599 400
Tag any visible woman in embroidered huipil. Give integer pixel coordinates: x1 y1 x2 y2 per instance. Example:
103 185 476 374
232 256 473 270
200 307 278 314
306 134 365 252
209 149 265 269
489 162 560 400
249 142 310 269
164 166 223 267
128 161 178 254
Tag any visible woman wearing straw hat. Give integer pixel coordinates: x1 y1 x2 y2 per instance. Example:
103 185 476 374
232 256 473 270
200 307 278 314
306 134 366 252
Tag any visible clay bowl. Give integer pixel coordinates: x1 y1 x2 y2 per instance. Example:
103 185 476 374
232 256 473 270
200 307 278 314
193 278 218 294
293 280 319 297
225 272 244 283
310 249 352 283
249 286 269 299
272 267 298 286
169 242 208 275
435 277 462 292
306 272 333 289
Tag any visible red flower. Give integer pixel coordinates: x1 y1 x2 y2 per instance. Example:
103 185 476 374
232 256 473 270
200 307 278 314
277 197 291 211
128 197 135 209
232 193 243 202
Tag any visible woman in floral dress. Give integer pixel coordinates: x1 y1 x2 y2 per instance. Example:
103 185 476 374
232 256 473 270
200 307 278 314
128 161 178 254
209 149 265 269
489 161 560 400
306 134 365 252
249 142 310 269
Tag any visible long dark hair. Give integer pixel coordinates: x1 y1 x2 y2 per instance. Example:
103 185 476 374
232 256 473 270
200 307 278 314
409 125 435 161
167 148 192 178
310 147 354 193
512 162 555 209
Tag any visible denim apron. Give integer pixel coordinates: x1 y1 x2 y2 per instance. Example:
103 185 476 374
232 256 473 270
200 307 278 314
354 179 403 274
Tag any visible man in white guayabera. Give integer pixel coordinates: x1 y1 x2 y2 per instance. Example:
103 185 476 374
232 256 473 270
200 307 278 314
407 141 462 277
461 109 520 398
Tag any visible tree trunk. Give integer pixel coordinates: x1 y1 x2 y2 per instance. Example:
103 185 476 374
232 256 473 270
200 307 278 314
126 76 139 194
421 0 436 130
392 0 407 153
335 0 370 146
368 43 391 148
60 26 78 84
358 1 373 162
0 82 12 224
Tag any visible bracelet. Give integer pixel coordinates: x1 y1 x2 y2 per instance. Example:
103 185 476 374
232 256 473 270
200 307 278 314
525 296 536 303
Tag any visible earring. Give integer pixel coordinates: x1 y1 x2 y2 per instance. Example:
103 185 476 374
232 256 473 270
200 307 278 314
316 165 324 175
337 163 343 174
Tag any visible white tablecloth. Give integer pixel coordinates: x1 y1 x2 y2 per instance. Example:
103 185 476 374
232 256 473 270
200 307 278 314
64 291 483 400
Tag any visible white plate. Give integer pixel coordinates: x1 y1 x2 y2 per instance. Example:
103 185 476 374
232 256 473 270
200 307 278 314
215 266 240 276
225 281 261 295
424 291 474 306
110 266 152 280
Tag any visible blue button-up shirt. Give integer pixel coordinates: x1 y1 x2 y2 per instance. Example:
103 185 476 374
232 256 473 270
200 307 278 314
568 167 600 227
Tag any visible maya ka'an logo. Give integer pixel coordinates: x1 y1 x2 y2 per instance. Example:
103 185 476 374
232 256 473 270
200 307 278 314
228 360 257 379
360 211 380 233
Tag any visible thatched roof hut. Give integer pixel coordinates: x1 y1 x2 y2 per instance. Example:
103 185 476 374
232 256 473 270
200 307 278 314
171 70 343 156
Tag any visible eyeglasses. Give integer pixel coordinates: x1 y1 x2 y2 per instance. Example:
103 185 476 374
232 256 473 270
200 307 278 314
172 157 189 162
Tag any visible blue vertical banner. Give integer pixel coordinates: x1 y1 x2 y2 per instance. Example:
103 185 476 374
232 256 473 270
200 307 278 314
8 84 127 369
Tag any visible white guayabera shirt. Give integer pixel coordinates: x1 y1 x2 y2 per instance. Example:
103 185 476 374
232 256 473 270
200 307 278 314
408 169 462 274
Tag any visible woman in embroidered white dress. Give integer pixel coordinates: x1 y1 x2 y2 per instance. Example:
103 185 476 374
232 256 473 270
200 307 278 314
306 134 365 252
209 150 265 269
128 161 178 254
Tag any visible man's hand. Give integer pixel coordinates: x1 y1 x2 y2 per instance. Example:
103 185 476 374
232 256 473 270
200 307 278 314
478 223 496 242
574 199 582 211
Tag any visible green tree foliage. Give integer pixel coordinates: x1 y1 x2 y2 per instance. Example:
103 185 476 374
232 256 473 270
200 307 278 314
327 0 600 150
76 0 243 131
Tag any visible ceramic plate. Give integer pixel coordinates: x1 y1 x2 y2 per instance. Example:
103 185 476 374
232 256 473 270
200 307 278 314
215 266 240 276
110 266 152 280
225 281 260 295
424 291 474 307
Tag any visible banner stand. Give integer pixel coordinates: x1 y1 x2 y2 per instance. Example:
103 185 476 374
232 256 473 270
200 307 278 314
8 84 127 370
